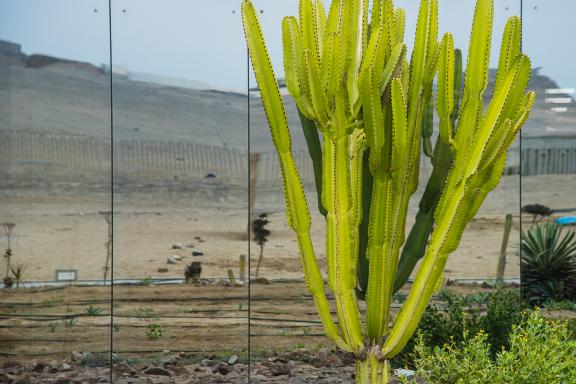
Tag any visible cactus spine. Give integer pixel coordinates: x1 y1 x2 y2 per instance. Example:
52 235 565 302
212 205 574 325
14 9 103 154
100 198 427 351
242 0 534 381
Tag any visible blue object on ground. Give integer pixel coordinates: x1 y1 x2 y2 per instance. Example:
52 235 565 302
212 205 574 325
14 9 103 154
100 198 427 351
556 216 576 225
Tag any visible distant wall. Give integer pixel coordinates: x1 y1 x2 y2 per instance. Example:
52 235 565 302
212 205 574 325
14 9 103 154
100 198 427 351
0 131 573 185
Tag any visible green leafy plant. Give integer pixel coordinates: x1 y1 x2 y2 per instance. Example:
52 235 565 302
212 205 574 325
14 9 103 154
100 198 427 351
521 222 576 304
85 305 104 316
2 276 13 289
242 0 534 381
521 203 553 223
133 307 158 319
9 264 26 290
393 287 521 368
185 262 202 283
138 276 153 286
145 323 164 340
409 310 576 384
64 318 78 328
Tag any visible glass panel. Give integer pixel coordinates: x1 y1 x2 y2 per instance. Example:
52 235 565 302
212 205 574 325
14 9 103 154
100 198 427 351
249 0 523 380
394 0 522 284
0 0 112 381
111 1 248 381
248 1 335 376
521 1 576 304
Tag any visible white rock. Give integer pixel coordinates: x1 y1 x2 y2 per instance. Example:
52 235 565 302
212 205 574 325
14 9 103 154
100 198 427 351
393 368 415 378
167 256 179 264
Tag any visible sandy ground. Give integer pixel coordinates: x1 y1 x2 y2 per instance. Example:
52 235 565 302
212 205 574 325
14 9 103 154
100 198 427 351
1 174 574 283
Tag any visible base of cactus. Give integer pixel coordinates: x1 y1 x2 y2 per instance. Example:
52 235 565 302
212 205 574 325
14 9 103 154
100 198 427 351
355 351 390 384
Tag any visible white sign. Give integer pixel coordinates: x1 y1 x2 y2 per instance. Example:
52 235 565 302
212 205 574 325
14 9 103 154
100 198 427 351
55 270 78 281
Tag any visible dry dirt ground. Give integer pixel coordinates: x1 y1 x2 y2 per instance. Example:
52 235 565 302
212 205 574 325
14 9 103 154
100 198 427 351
0 281 500 383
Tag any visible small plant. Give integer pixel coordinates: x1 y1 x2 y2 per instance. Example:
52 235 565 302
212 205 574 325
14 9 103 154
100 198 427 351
64 318 78 328
99 211 112 282
521 222 576 304
9 264 25 289
228 268 237 285
2 223 15 279
185 262 202 283
280 328 290 336
113 323 121 332
2 276 14 288
49 323 57 333
251 213 271 279
393 287 522 368
522 203 553 223
139 276 153 286
409 311 576 384
85 305 104 316
393 292 407 304
145 323 164 340
133 307 158 319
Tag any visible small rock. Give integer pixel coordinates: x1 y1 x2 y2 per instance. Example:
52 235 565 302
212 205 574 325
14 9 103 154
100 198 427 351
269 363 291 376
394 368 415 379
194 236 205 243
157 268 169 273
32 361 48 372
12 374 31 384
212 363 231 375
166 256 179 265
113 361 136 375
61 363 72 371
142 367 171 376
55 376 71 384
2 359 22 369
192 251 204 257
200 359 214 367
70 351 82 362
251 277 270 285
172 243 184 249
227 355 239 365
81 351 94 365
184 244 195 248
171 255 182 261
160 355 179 366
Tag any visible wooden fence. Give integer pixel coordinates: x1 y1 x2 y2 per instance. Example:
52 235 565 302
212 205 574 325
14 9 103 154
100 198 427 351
0 131 573 184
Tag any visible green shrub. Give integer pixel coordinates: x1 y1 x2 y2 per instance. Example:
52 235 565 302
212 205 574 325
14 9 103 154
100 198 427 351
145 323 164 340
410 310 576 384
393 286 521 368
521 222 576 304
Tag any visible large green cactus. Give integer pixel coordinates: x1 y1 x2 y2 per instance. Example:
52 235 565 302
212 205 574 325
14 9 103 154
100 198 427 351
242 0 534 382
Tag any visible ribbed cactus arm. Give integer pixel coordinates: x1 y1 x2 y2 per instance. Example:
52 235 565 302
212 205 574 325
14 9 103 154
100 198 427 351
382 8 534 358
242 0 349 351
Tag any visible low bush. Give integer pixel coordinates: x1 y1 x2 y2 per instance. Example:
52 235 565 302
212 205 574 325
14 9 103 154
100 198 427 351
407 310 576 384
393 286 522 368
